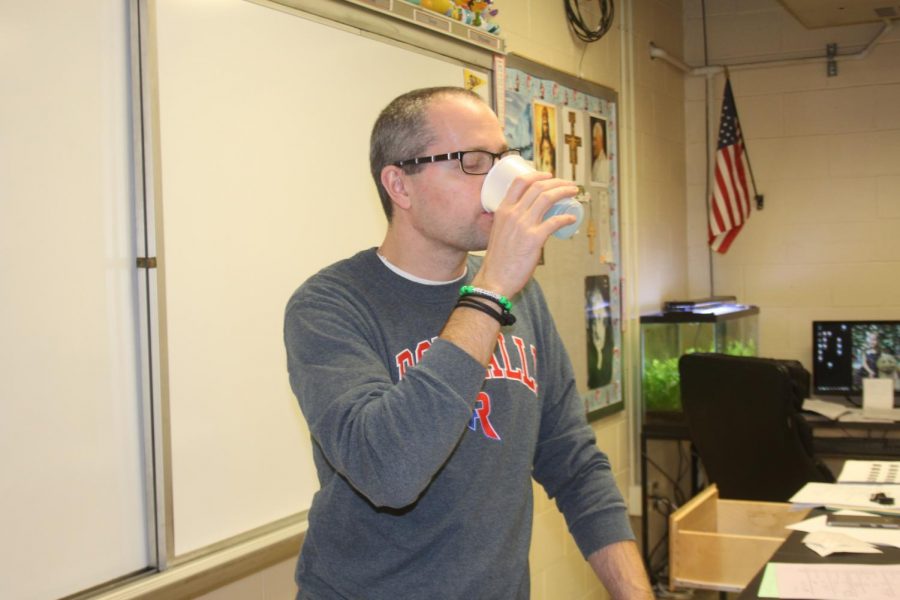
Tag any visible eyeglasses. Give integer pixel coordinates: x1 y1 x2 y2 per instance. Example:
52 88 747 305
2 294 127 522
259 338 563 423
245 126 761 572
394 148 521 175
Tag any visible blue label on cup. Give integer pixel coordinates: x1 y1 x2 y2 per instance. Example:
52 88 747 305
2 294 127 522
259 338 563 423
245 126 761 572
544 198 584 239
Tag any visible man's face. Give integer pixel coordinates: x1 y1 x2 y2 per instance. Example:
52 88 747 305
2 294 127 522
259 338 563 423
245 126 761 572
402 95 508 252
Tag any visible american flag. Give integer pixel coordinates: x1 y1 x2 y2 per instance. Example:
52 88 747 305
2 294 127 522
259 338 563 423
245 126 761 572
708 78 751 254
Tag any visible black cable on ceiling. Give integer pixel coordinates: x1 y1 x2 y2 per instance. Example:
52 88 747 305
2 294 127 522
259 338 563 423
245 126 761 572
564 0 615 43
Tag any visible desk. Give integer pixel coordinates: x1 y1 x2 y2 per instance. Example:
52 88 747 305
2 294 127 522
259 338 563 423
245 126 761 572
641 411 900 581
737 511 900 599
806 414 900 460
640 413 698 582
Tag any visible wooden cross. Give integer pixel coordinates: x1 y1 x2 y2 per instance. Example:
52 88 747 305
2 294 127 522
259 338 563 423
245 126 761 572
563 112 582 179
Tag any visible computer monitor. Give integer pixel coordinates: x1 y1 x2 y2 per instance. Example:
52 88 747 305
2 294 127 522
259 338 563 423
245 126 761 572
812 320 900 398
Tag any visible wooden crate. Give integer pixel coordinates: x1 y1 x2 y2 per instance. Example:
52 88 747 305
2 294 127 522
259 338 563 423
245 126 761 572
668 485 810 592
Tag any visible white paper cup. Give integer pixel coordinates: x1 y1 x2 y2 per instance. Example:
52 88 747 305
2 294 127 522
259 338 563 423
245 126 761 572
481 155 584 239
481 155 534 212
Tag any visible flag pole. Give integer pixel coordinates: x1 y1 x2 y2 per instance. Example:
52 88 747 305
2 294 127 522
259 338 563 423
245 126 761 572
727 68 765 210
745 140 764 210
703 0 713 294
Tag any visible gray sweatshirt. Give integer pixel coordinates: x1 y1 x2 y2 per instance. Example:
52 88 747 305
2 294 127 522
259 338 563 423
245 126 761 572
284 248 633 599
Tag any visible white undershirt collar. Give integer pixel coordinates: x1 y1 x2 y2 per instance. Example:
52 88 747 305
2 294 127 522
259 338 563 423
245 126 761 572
376 252 467 286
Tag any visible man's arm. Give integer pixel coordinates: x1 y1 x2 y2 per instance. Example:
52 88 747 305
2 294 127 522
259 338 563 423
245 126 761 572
588 540 654 600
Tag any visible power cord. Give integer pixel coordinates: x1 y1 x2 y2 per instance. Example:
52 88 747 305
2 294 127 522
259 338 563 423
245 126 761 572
647 494 677 576
564 0 615 43
643 454 688 506
647 494 697 598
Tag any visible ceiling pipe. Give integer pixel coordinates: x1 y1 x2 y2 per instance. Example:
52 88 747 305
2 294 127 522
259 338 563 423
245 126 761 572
649 17 895 76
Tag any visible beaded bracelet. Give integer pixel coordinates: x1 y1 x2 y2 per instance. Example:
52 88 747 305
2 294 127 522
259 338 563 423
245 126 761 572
459 285 513 312
455 297 516 327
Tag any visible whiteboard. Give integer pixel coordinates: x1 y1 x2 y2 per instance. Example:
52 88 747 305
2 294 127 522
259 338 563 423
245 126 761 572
152 0 488 555
0 1 149 598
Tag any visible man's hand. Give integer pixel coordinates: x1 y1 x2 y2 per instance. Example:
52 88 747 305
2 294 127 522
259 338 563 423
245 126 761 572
440 171 579 367
472 170 580 298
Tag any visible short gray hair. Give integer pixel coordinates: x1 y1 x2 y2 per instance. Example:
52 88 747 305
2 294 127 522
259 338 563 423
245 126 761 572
369 87 485 221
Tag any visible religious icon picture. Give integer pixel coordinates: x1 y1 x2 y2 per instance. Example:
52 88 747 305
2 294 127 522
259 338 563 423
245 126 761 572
585 275 613 390
532 100 558 176
588 113 610 187
560 108 587 185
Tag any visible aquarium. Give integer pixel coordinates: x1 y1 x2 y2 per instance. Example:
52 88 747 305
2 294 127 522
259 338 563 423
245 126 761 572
640 303 759 421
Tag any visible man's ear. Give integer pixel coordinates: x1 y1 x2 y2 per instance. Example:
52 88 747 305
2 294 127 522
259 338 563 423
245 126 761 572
380 165 413 211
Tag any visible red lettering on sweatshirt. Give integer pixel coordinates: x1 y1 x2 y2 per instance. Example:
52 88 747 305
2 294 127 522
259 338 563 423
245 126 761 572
512 336 537 393
395 348 414 380
496 333 523 383
395 335 538 396
415 339 431 362
469 391 501 440
487 353 504 379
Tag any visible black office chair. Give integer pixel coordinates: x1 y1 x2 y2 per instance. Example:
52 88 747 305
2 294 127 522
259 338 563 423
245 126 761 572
679 353 834 502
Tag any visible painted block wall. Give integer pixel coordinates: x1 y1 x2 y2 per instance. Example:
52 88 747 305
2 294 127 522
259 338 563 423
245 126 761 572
684 0 900 369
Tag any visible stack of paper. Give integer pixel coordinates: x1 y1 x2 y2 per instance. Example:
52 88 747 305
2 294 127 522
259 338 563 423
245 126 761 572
787 510 900 550
802 398 854 421
801 530 882 557
790 482 900 514
801 398 899 422
838 460 900 484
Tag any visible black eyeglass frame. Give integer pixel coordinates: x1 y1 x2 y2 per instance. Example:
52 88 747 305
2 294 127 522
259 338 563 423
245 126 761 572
393 148 522 175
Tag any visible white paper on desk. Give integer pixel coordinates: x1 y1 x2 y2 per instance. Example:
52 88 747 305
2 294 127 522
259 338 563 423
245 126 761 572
787 511 900 549
802 530 883 557
758 563 900 600
790 482 900 513
838 460 900 484
802 398 853 420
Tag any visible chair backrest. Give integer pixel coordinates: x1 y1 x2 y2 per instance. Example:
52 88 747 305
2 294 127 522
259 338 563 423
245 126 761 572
678 353 832 502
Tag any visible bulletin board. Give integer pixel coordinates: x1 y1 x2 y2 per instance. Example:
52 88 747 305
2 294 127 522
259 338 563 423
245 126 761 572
501 55 622 420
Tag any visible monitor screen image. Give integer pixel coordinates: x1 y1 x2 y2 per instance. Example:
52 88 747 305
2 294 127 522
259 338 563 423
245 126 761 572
813 320 900 397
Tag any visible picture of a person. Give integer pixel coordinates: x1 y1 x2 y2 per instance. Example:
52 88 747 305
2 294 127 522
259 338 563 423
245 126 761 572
590 116 610 186
533 103 557 176
854 329 882 388
585 275 612 390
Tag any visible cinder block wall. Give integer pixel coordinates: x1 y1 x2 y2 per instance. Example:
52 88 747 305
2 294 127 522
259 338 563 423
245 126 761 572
684 0 900 368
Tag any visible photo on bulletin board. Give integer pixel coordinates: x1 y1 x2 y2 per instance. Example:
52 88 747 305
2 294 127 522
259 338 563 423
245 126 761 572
532 100 558 176
585 274 612 390
560 107 587 186
589 113 610 187
584 272 622 418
